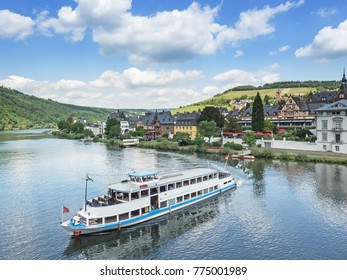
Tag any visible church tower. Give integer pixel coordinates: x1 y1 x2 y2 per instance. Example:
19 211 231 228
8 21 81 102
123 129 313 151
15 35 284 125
333 68 347 102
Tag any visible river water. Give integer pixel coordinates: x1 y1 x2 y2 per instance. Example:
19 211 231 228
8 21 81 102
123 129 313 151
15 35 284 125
1 129 347 260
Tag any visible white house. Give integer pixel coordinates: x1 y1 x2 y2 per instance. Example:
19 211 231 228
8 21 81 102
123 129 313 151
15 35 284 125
85 121 106 136
120 120 130 135
315 100 347 154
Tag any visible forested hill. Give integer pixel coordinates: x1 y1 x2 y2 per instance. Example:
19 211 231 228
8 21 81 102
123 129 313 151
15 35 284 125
229 80 340 92
0 86 116 130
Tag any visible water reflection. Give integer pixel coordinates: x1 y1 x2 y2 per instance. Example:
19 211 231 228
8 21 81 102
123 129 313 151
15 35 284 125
62 196 225 260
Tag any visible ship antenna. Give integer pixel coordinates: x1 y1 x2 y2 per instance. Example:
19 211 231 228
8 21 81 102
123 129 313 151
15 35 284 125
84 174 93 212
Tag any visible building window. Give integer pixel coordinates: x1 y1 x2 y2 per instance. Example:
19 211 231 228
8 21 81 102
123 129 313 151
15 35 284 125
336 134 341 143
322 132 327 142
335 146 340 152
323 145 327 150
322 120 328 130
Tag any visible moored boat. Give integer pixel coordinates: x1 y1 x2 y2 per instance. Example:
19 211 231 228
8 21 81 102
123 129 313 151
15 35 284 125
61 167 236 236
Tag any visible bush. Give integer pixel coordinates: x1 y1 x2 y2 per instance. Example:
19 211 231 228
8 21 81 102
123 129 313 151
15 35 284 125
224 141 242 151
212 141 222 147
278 153 292 161
294 154 308 162
251 148 274 159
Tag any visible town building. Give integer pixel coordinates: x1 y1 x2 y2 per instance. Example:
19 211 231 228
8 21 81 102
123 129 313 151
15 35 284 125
138 111 174 139
173 111 200 139
315 99 347 154
85 121 106 136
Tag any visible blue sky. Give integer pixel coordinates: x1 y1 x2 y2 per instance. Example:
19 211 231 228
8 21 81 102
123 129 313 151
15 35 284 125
0 0 346 109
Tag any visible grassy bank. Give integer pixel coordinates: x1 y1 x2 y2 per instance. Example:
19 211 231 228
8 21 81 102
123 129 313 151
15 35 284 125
251 147 347 165
139 140 347 165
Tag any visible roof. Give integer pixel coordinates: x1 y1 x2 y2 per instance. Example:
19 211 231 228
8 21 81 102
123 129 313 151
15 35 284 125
307 91 337 103
315 100 347 112
128 170 159 177
140 111 174 125
109 167 219 192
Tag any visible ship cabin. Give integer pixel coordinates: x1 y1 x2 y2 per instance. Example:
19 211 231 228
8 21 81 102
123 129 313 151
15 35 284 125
128 171 159 185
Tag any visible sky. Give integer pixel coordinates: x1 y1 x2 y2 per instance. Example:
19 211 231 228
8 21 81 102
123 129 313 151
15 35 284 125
0 0 347 109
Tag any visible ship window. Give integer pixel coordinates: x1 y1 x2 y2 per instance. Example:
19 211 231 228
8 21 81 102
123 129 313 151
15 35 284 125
176 181 182 188
203 188 208 194
119 213 129 221
123 192 129 201
141 189 149 197
209 174 213 180
184 194 190 200
141 206 150 214
203 176 208 181
160 201 167 208
150 187 158 195
214 173 218 178
198 190 203 196
190 178 196 184
105 215 117 223
135 177 142 183
191 192 197 198
131 192 139 200
197 177 202 183
160 185 167 193
214 185 218 190
183 180 189 186
209 187 213 192
169 198 176 206
176 196 183 203
168 183 175 190
89 218 103 225
131 209 140 217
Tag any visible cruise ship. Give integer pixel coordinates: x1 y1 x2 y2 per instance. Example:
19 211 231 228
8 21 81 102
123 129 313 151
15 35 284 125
61 167 236 236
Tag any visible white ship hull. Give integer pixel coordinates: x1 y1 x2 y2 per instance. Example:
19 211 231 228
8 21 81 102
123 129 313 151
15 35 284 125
61 168 236 236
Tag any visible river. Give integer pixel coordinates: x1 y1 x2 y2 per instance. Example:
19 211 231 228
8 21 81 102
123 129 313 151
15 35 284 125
0 129 347 260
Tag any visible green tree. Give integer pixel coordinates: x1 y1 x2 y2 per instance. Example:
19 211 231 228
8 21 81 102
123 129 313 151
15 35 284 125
263 119 276 133
198 120 217 143
173 132 190 141
199 106 224 128
57 120 70 131
224 116 242 132
83 129 94 137
252 92 264 132
70 122 84 133
105 118 121 138
242 132 257 147
194 135 206 149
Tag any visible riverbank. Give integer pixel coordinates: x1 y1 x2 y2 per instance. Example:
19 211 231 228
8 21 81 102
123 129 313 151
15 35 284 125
51 130 347 166
137 139 347 165
251 147 347 165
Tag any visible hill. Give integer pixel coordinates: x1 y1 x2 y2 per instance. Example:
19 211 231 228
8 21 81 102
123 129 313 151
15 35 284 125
0 86 146 130
172 80 340 114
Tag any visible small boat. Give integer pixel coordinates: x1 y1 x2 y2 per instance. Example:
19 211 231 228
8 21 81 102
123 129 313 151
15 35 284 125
231 154 255 160
61 167 236 236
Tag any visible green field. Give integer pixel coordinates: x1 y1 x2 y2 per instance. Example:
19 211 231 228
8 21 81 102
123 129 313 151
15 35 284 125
172 87 317 114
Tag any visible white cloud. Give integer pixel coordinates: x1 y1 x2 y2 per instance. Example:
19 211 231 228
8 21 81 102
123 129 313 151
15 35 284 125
212 66 280 89
317 8 338 18
0 67 204 109
269 45 291 55
32 0 304 63
234 50 244 58
0 10 35 39
295 19 347 61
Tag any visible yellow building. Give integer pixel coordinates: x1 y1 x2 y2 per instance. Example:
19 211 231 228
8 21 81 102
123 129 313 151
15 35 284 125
173 112 200 140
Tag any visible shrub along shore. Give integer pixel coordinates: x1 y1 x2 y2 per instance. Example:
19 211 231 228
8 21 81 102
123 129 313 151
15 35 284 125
124 139 347 166
54 132 347 166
